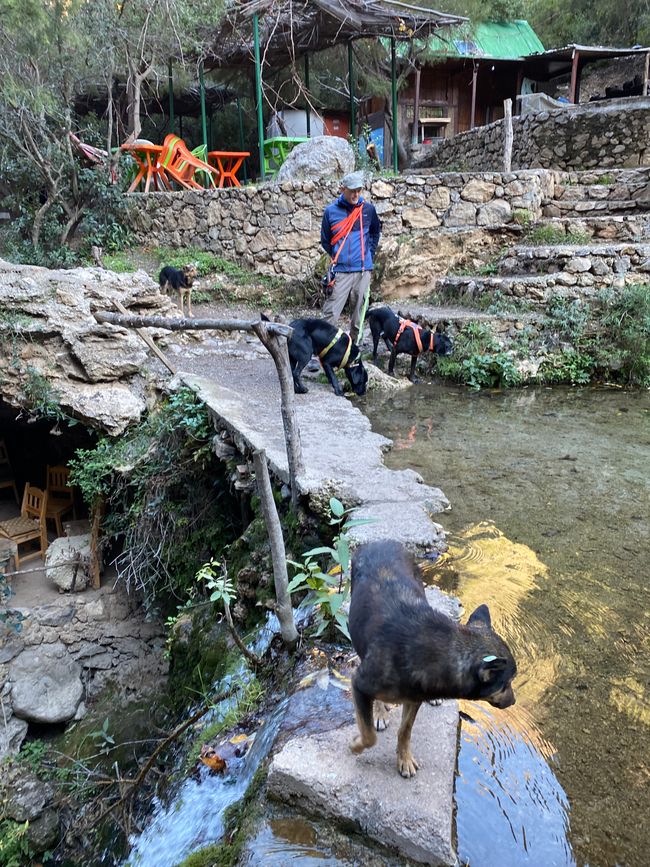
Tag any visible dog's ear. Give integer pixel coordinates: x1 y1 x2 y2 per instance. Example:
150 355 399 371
467 604 492 629
477 655 509 682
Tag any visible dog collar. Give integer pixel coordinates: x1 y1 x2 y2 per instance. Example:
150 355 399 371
318 330 352 369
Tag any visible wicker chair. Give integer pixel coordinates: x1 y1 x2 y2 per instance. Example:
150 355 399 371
0 484 48 568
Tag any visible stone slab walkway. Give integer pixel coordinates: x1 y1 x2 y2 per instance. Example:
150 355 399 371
180 355 449 551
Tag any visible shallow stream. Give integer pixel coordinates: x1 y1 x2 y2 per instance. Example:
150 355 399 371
120 383 649 867
364 383 649 867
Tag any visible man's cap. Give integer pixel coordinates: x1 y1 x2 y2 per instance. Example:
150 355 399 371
340 171 365 190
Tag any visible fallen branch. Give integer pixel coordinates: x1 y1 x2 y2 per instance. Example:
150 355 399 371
223 597 264 669
87 686 235 829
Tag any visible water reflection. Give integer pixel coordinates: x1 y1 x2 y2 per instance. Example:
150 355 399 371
365 383 650 866
421 521 572 866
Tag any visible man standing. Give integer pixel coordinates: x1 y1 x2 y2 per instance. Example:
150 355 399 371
320 171 381 344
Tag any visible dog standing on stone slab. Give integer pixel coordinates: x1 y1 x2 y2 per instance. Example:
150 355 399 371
158 263 199 317
348 539 517 777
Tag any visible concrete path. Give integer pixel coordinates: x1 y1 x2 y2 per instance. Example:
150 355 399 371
177 336 449 551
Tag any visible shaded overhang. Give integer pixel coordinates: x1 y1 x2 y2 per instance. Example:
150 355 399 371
201 0 466 72
522 43 650 81
75 83 237 118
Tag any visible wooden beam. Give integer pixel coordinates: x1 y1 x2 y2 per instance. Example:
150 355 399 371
569 49 580 104
412 66 421 145
643 51 650 96
252 322 305 507
95 311 293 338
470 62 478 129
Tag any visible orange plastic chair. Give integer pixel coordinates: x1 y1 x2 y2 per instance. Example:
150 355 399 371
161 136 219 189
0 439 19 504
0 484 48 568
45 465 75 537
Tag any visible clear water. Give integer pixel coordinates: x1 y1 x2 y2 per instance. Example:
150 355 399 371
364 383 650 867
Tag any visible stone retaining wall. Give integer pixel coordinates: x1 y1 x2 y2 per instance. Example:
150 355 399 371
1 585 166 759
416 98 650 173
126 171 554 281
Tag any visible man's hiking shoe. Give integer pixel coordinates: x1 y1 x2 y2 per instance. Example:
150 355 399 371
306 357 321 373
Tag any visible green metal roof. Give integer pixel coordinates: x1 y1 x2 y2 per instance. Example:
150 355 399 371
406 19 544 61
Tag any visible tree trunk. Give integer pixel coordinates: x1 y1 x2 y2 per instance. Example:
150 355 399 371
31 197 54 249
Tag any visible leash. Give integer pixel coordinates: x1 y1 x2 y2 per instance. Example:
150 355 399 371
318 329 352 369
394 318 423 353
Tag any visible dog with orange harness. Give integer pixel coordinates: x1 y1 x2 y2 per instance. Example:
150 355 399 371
367 306 452 382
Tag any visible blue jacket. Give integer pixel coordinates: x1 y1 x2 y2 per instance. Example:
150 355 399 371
321 195 381 272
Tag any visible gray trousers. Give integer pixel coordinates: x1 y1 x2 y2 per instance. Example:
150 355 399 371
322 271 371 343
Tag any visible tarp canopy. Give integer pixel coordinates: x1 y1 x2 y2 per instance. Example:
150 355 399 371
522 43 650 81
202 0 466 71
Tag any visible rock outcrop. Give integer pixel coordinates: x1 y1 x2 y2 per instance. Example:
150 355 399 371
0 259 179 434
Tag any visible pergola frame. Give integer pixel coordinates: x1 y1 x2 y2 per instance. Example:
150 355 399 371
195 0 466 176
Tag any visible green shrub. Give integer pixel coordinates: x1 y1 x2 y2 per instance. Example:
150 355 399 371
599 283 650 386
69 388 239 609
431 322 522 389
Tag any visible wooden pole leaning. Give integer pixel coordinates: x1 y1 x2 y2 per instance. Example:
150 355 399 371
94 313 304 506
252 321 305 509
252 448 298 649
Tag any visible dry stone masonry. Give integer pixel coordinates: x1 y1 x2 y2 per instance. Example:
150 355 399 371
414 97 650 173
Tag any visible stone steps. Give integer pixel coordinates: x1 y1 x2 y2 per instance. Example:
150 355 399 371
533 214 650 242
436 271 646 306
543 197 649 217
498 242 650 277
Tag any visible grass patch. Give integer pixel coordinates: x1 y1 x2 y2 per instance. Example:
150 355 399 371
103 251 137 272
524 225 591 246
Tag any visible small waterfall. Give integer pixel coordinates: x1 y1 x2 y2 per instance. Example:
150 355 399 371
124 610 299 866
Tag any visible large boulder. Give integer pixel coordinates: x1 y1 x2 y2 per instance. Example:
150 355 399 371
9 642 83 724
0 258 177 434
274 135 355 183
45 534 91 592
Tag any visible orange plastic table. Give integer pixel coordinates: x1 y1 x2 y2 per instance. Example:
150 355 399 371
120 142 165 193
207 151 250 187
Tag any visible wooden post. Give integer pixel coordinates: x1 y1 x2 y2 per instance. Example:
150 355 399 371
503 98 513 172
252 322 304 507
643 51 650 96
252 449 298 648
89 497 104 589
470 62 478 129
569 48 580 104
412 66 421 145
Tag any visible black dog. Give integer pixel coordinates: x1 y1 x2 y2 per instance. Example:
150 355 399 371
287 318 368 397
367 306 452 382
349 540 516 777
158 264 198 317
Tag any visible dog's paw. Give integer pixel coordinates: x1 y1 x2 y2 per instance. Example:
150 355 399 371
374 701 391 731
350 735 366 754
397 751 420 778
428 698 443 707
294 384 309 394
